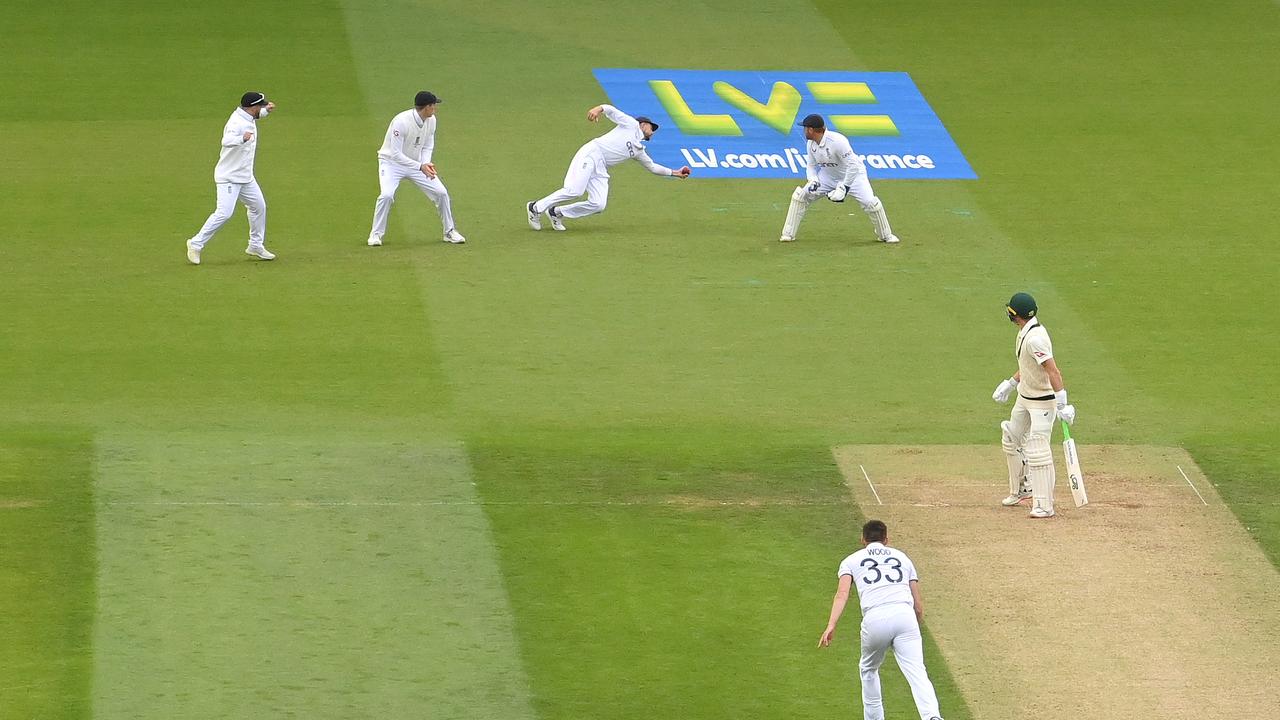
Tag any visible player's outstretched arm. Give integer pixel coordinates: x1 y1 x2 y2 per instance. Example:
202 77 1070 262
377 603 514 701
909 579 924 623
819 574 854 647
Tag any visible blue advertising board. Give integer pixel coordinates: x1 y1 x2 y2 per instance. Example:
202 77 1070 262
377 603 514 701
592 69 975 180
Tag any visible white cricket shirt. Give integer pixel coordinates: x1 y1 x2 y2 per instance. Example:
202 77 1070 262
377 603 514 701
1016 319 1055 398
588 105 673 175
805 130 864 186
838 542 918 613
377 109 436 169
213 108 260 184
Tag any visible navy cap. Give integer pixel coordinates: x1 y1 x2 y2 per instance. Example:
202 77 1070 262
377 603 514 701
240 92 268 107
415 91 442 106
635 116 660 130
798 113 825 129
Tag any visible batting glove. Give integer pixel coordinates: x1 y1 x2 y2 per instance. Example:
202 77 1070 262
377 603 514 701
806 180 821 193
1058 404 1077 425
827 185 849 203
992 377 1017 403
1054 389 1075 424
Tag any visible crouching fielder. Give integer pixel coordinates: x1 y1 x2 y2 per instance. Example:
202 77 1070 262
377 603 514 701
526 104 690 231
991 292 1077 518
368 91 465 246
820 520 943 720
781 114 899 244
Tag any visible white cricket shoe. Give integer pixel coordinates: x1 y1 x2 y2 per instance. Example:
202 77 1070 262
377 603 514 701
1029 506 1055 519
245 245 276 260
547 206 566 231
880 234 901 244
367 236 382 247
186 239 201 265
1001 491 1032 506
526 201 542 231
443 229 466 244
779 235 795 242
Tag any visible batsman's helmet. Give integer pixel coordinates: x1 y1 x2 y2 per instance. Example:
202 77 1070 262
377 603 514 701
1006 292 1037 321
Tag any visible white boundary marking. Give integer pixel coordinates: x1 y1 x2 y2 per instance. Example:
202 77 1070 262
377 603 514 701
859 464 884 506
1177 465 1210 506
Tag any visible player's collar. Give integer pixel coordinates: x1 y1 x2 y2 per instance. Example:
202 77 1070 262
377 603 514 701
1017 318 1041 338
235 107 255 122
866 542 885 550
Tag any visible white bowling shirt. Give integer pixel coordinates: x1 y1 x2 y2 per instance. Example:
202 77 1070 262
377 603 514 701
588 105 673 175
838 542 918 613
213 107 260 184
805 129 864 186
378 109 436 170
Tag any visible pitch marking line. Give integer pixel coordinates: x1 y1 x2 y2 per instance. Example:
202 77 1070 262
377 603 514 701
859 464 883 506
103 499 846 508
1177 464 1210 506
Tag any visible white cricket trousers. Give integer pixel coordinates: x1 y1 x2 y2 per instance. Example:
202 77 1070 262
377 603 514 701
191 179 266 249
859 604 942 720
533 143 610 219
369 160 455 241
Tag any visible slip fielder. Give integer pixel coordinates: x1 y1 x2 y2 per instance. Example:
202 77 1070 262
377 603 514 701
186 92 278 265
781 114 899 244
526 104 690 231
991 292 1077 518
367 91 465 246
820 520 943 720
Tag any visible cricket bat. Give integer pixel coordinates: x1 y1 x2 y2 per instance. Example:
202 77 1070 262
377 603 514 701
1061 421 1088 507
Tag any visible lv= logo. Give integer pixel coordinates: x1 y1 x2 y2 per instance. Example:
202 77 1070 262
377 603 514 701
648 80 899 137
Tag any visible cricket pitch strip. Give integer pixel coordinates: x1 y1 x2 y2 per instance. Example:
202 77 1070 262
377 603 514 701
833 444 1280 719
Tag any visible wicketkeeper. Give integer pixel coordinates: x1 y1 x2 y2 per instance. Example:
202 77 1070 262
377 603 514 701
991 292 1076 518
780 114 899 244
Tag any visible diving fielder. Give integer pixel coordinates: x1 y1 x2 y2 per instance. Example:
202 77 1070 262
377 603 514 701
820 520 944 720
991 292 1077 518
781 114 899 244
368 91 465 246
186 92 278 265
526 104 690 231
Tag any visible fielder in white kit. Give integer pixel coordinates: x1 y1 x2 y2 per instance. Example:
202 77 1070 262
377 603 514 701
186 92 278 265
991 292 1077 517
368 91 465 246
820 520 943 720
781 114 899 244
526 104 690 231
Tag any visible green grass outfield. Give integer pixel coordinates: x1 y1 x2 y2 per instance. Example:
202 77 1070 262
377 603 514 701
1 0 1278 717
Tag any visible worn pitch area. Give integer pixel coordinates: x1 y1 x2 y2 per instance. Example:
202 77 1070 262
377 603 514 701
833 444 1280 719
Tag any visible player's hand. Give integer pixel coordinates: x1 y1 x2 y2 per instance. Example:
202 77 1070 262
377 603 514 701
827 185 848 203
805 181 820 193
242 131 254 142
1057 404 1076 425
587 106 603 122
422 162 437 178
673 166 691 178
992 377 1017 403
818 627 836 648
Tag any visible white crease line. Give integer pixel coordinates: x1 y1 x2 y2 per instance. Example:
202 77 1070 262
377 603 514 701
859 464 883 506
1176 465 1210 506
